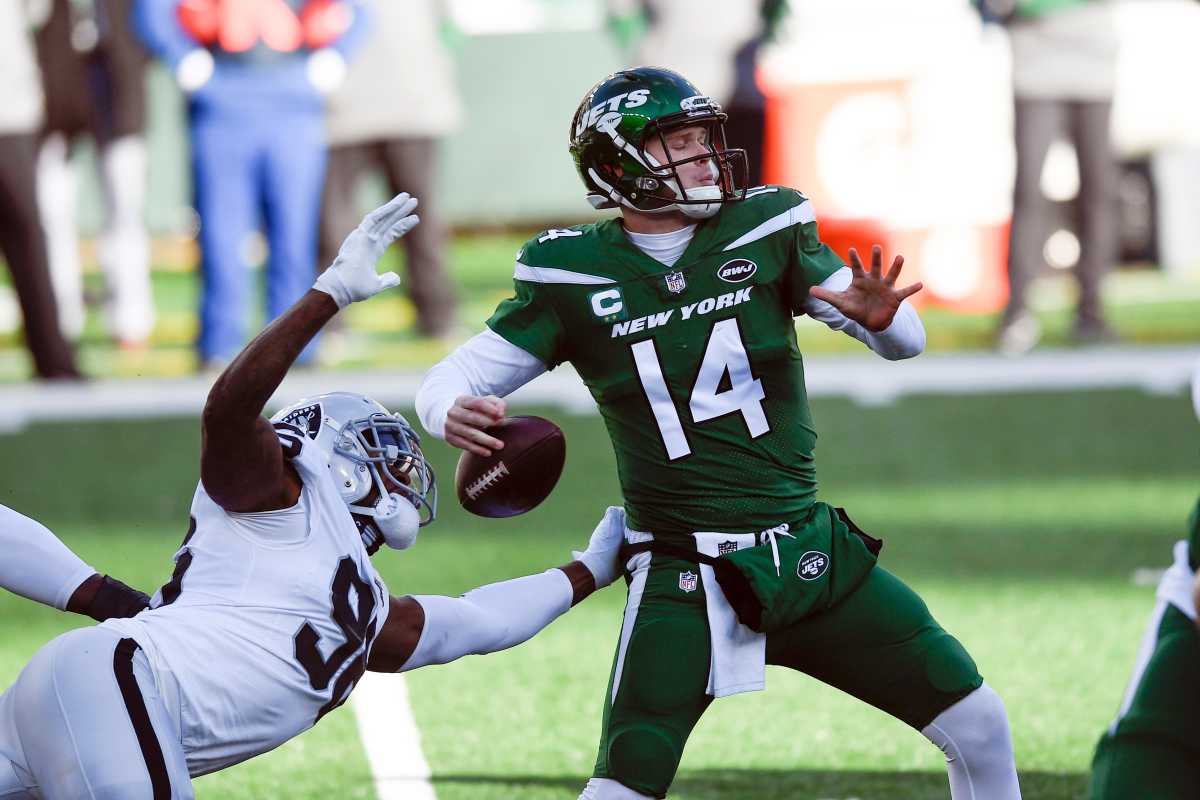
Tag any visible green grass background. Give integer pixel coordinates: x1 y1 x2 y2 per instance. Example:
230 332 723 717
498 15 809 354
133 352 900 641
1 233 1198 381
1 389 1197 798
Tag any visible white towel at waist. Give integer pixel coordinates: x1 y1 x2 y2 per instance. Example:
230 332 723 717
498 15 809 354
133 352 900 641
693 531 766 698
1157 540 1197 620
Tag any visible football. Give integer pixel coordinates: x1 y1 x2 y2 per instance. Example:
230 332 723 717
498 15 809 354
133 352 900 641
454 415 566 518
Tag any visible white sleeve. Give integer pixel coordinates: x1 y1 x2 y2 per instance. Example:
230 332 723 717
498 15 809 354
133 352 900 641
801 267 926 360
415 329 548 438
0 504 97 610
399 568 573 672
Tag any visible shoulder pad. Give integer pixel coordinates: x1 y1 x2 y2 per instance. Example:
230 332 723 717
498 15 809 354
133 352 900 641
513 223 617 286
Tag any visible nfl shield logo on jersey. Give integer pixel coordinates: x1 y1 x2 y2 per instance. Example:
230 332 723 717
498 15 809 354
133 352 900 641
678 571 698 592
664 271 687 294
717 540 739 556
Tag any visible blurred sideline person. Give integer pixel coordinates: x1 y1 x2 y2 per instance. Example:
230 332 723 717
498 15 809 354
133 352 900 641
978 0 1120 354
320 0 462 339
34 0 155 347
416 68 1021 799
0 193 626 799
0 0 82 380
135 0 368 369
1089 368 1200 798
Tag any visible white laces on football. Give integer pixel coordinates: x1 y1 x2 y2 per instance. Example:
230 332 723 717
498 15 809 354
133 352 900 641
760 524 795 577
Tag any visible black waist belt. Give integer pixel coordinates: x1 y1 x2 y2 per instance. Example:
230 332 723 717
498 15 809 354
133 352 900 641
617 508 883 633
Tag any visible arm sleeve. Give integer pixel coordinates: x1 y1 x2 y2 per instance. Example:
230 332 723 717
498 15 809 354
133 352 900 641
802 267 927 360
415 329 548 438
0 505 97 610
399 568 573 672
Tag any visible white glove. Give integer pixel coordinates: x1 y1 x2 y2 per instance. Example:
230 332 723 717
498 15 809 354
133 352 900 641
314 192 419 308
306 48 347 94
573 506 626 589
176 49 214 93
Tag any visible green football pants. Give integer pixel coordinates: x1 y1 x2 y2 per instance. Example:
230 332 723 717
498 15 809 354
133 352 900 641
591 553 983 798
1090 602 1200 799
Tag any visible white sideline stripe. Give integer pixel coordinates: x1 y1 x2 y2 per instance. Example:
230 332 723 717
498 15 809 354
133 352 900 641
722 200 815 251
352 672 437 800
0 346 1194 431
514 261 616 285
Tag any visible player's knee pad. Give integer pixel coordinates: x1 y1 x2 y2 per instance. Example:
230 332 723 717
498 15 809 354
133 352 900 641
923 682 1016 775
578 777 655 800
605 723 679 797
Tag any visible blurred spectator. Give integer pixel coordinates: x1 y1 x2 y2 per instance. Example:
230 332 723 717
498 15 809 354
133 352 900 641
319 0 462 339
606 0 787 186
0 0 82 380
981 0 1120 354
34 0 155 349
135 0 367 369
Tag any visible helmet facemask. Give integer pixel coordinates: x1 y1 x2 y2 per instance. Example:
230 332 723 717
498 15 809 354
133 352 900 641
333 414 437 554
634 116 747 219
572 74 749 218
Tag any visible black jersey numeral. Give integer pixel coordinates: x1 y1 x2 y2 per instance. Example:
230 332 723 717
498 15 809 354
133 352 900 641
293 556 380 723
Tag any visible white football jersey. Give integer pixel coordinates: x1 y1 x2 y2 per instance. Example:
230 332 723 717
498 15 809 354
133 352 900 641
102 425 390 776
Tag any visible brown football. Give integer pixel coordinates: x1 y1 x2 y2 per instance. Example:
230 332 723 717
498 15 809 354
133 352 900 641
454 416 566 518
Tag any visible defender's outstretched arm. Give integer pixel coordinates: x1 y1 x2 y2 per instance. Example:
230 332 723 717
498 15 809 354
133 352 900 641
368 507 625 672
0 504 148 620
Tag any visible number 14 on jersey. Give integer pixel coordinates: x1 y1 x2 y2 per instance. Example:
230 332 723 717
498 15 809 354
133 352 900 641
630 317 769 460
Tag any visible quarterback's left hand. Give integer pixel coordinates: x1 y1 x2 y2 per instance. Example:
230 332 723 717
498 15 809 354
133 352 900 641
809 245 923 332
314 193 419 308
572 506 626 590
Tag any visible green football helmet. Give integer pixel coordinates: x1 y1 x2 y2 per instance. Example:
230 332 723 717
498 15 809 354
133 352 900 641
569 67 748 219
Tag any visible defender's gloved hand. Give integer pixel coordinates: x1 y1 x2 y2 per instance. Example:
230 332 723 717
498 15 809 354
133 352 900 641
314 192 419 308
573 506 626 589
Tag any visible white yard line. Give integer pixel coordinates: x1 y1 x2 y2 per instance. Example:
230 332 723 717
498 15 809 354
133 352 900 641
351 672 437 800
0 346 1195 430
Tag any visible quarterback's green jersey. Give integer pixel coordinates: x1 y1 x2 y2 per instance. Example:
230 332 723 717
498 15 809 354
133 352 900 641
487 187 844 538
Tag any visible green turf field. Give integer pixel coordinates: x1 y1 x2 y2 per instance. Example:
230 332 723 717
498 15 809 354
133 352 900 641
0 389 1197 799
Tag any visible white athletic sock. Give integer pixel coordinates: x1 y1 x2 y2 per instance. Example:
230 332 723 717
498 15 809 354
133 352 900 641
578 777 654 799
922 683 1022 800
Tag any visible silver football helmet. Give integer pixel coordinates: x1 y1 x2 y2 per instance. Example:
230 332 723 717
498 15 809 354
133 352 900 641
270 392 436 554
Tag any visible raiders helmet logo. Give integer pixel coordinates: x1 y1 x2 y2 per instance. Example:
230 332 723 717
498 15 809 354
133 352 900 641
277 403 322 440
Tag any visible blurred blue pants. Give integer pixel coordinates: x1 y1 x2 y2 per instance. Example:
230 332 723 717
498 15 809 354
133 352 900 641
190 106 326 363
